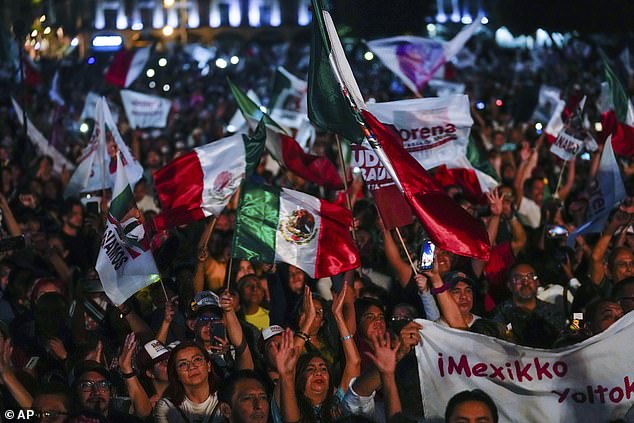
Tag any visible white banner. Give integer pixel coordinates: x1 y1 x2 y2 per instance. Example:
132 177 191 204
550 131 584 161
120 90 172 129
416 315 634 422
11 98 75 173
367 94 473 170
80 92 120 123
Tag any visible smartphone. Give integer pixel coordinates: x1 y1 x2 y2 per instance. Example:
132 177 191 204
85 200 100 216
547 225 568 238
210 323 226 345
0 235 26 253
419 239 436 272
25 356 40 370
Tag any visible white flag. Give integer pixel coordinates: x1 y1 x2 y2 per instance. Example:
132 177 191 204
96 154 159 306
120 90 172 129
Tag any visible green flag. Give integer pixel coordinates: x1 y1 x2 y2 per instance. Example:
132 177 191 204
308 0 365 143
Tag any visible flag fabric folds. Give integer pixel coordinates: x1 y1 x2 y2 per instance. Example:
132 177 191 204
366 20 480 96
307 0 365 143
153 124 266 231
599 60 634 157
229 79 344 190
96 154 160 306
308 0 491 260
120 90 172 129
65 97 143 198
361 110 491 260
105 46 151 88
232 182 360 278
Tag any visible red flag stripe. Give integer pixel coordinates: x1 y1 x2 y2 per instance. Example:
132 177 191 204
361 110 490 260
315 198 360 278
279 133 344 190
105 50 135 88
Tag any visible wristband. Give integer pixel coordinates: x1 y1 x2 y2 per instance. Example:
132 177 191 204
341 334 354 342
294 331 310 343
430 284 449 295
121 371 136 379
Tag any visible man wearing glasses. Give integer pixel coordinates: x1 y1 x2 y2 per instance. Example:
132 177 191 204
72 360 140 422
491 263 566 348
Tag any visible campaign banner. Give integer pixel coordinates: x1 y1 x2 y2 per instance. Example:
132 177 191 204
80 92 120 123
366 94 473 171
351 142 413 229
416 315 634 422
550 130 584 161
120 90 172 129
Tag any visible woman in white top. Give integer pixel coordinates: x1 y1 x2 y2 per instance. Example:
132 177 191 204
154 341 222 423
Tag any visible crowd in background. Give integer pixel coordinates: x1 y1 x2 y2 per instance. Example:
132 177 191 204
0 27 632 422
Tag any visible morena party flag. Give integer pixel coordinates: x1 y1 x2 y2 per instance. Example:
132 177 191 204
232 182 360 279
105 46 151 88
96 154 160 306
153 123 266 231
361 110 491 260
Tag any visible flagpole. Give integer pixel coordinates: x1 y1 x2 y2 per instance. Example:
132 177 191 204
553 160 567 199
225 256 234 291
394 227 418 276
335 134 357 242
159 279 170 303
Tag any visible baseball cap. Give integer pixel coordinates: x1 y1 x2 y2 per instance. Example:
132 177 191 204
260 325 284 343
442 271 475 289
189 291 222 318
70 360 111 387
135 339 171 372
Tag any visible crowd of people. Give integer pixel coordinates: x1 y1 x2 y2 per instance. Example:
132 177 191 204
0 21 632 423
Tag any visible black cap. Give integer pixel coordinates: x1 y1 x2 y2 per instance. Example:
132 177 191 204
442 271 475 289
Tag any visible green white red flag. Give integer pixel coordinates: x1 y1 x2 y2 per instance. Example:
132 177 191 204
599 59 634 157
232 182 360 278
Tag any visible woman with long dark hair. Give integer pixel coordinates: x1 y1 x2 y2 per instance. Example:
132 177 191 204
153 341 221 423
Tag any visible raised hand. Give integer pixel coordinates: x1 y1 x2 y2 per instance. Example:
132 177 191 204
331 283 348 320
219 290 237 314
46 337 68 361
164 296 178 324
365 333 400 375
0 336 14 380
396 321 423 357
298 285 316 332
271 329 300 377
486 189 504 217
118 332 137 374
414 274 429 294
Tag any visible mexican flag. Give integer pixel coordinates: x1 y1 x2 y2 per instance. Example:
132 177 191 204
96 154 160 306
232 182 360 278
105 46 151 88
228 79 344 190
307 0 365 143
153 123 266 231
599 59 634 157
309 0 490 260
269 66 308 113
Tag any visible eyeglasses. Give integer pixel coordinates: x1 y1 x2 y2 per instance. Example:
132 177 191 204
34 410 69 421
176 356 205 372
78 380 110 393
615 261 634 270
511 273 538 284
198 315 221 323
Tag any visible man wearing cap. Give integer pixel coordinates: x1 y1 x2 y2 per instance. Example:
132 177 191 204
436 271 481 328
72 360 141 422
491 263 566 348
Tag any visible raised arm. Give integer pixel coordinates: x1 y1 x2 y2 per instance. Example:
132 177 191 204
272 329 301 423
332 284 360 392
155 296 178 344
590 210 630 285
382 227 413 287
365 334 402 421
557 158 576 201
118 332 152 418
0 337 33 408
220 290 254 370
0 194 21 237
422 257 467 329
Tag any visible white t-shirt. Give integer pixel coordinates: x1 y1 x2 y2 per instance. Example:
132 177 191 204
154 393 219 423
517 197 541 229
